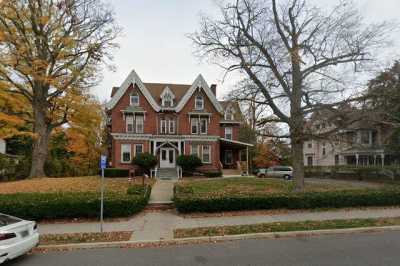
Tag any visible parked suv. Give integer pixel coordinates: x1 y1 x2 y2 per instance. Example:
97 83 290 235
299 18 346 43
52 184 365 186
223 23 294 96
257 166 293 179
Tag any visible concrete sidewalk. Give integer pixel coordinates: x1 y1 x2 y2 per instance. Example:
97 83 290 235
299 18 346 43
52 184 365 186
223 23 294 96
38 207 400 241
148 180 175 204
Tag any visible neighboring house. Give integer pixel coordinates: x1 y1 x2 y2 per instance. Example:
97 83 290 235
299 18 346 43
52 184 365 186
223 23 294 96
303 108 395 167
0 139 6 154
105 70 253 176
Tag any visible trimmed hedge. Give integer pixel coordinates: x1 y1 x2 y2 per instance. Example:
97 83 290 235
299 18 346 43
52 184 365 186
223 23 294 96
0 185 151 220
174 186 400 213
203 171 223 178
304 166 400 181
102 168 130 178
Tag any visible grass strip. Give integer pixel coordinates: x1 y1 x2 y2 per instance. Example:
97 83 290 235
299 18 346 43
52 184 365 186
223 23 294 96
174 217 400 238
40 231 132 245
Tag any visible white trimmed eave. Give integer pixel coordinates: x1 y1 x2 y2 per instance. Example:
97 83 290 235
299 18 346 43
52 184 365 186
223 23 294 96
106 70 161 112
220 138 254 147
175 74 223 114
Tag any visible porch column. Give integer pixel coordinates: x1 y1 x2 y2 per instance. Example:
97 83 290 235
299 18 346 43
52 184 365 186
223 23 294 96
178 140 181 155
382 153 385 167
374 155 377 166
246 146 249 176
153 141 157 156
355 153 359 166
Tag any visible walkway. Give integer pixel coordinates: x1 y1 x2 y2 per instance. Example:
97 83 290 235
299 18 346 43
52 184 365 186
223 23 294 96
149 180 175 204
39 207 400 241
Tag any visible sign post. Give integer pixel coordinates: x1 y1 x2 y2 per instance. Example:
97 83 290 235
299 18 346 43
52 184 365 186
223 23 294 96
100 155 107 233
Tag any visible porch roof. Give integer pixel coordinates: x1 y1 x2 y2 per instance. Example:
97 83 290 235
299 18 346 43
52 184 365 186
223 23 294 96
220 138 254 149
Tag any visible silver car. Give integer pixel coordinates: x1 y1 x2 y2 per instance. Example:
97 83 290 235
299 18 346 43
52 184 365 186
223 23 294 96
0 213 39 264
257 166 293 179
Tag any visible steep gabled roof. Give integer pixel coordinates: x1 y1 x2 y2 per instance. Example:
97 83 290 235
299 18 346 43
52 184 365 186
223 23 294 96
106 70 223 113
219 100 243 121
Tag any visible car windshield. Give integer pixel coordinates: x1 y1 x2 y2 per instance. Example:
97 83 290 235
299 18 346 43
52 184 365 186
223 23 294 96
0 214 21 227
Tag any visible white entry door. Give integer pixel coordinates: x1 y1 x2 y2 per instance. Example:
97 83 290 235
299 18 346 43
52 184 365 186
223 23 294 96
160 148 176 168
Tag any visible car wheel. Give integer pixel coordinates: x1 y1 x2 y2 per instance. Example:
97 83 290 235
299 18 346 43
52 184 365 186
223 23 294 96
283 174 290 180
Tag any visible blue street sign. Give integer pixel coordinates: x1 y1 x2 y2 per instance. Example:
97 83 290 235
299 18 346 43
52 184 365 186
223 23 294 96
100 155 107 169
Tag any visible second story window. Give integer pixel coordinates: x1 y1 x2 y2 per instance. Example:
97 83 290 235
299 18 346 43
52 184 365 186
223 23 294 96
168 120 175 134
130 94 139 106
135 115 144 133
200 118 207 134
225 127 233 140
126 115 134 132
160 119 167 134
195 95 204 110
191 117 199 134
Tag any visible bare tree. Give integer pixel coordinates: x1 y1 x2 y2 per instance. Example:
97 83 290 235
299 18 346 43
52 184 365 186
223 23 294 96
0 0 120 177
189 0 393 190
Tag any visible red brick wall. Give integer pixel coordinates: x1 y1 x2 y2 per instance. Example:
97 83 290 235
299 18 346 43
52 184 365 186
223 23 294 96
177 89 221 135
184 141 221 172
111 84 158 134
111 139 150 169
219 124 240 140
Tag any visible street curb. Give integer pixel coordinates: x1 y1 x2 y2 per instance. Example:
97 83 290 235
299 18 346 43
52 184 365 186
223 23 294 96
36 225 400 251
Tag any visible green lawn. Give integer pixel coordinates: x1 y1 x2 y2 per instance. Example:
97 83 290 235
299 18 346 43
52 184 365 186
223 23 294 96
176 177 363 198
174 217 400 238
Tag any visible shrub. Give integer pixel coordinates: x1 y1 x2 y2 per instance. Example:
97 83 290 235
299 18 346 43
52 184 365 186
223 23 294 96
174 185 400 213
203 171 222 178
132 153 157 174
0 185 151 220
103 168 130 178
177 155 202 173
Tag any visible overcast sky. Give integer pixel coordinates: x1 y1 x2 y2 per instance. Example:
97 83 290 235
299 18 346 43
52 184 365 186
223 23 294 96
93 0 400 102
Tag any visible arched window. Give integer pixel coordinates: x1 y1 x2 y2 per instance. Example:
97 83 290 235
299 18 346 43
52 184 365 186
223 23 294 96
195 95 204 110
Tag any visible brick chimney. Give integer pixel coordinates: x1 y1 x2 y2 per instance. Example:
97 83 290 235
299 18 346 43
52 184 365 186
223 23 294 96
210 84 217 96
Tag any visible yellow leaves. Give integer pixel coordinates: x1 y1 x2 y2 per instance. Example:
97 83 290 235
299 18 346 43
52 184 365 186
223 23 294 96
38 15 50 25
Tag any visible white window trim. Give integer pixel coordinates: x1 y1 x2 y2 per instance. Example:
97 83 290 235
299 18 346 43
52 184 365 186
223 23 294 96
134 144 143 156
190 144 200 156
126 115 134 133
191 117 199 134
121 144 131 163
200 118 208 134
169 120 176 134
130 95 139 106
135 115 144 133
160 119 167 134
225 127 233 140
202 145 211 164
195 96 204 110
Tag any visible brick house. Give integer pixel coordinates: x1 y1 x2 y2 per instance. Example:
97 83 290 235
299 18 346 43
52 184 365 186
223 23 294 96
105 70 253 177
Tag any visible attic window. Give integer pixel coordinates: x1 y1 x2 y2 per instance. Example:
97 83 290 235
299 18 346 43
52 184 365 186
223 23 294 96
130 94 139 106
225 107 234 120
195 95 204 110
161 86 175 107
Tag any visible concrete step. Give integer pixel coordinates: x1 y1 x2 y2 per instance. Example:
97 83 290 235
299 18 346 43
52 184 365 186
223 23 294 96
158 168 178 179
145 202 174 211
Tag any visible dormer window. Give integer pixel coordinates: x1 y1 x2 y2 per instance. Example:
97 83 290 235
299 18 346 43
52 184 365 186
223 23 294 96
195 95 204 110
224 106 235 120
161 86 175 107
130 94 139 106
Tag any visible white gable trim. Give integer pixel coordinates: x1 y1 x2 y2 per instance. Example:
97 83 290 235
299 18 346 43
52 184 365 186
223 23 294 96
106 70 161 111
175 74 223 113
160 86 175 99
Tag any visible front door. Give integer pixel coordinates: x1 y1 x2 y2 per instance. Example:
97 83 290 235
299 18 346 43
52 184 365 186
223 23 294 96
160 148 176 168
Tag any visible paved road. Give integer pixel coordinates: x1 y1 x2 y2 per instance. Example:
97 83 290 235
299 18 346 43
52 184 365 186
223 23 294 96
6 231 400 266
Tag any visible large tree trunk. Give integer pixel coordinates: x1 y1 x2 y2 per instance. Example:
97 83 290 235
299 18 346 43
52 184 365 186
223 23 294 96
29 105 51 178
291 136 305 191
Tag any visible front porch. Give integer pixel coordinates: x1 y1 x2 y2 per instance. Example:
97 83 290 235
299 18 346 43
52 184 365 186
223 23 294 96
220 138 253 176
340 148 389 166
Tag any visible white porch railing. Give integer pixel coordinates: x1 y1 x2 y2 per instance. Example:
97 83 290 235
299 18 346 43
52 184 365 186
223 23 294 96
177 166 183 179
150 167 158 179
